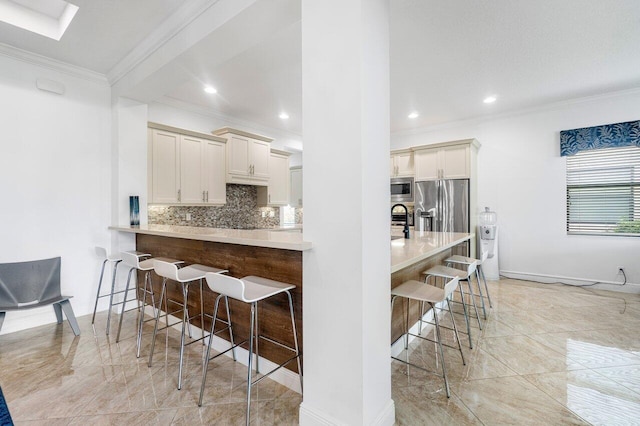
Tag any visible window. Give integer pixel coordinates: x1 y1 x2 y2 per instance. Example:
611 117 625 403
566 146 640 235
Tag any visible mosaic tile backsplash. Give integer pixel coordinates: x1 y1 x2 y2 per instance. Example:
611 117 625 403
148 184 302 228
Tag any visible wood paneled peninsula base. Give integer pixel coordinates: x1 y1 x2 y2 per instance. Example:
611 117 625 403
390 230 473 344
110 225 310 374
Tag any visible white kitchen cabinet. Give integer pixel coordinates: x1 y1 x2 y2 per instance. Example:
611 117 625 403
413 140 478 181
290 166 302 207
212 127 272 186
257 150 290 206
149 123 227 205
390 149 414 177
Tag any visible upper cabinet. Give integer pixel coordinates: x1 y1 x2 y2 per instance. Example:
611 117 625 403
390 149 414 177
212 127 272 186
257 149 291 206
149 123 227 205
290 166 303 207
413 139 480 181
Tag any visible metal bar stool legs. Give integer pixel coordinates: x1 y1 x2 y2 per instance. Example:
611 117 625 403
92 247 122 334
148 261 227 390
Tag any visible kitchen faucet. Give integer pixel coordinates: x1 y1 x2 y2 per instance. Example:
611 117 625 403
391 203 410 239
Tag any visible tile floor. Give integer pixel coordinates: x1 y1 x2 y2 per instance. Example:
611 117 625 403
1 278 639 425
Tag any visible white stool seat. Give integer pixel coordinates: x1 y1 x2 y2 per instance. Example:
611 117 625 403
175 264 227 282
391 279 445 303
446 254 480 265
424 264 473 280
240 276 296 303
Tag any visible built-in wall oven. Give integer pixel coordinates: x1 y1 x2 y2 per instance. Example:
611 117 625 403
390 177 414 203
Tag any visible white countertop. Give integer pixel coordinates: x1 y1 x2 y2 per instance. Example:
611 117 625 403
109 224 311 251
390 229 473 273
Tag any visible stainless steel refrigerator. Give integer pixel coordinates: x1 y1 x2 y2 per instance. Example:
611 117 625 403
415 179 470 255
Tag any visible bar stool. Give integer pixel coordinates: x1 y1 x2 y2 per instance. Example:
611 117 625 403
91 247 122 334
198 273 302 426
422 260 482 349
115 251 184 357
391 277 464 398
148 260 228 390
445 251 492 315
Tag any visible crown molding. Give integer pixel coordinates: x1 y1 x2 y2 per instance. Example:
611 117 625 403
155 96 303 141
107 0 220 85
0 41 108 85
392 86 640 138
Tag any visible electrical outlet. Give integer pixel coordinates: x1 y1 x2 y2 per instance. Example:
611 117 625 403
186 213 192 221
261 211 267 218
269 210 275 218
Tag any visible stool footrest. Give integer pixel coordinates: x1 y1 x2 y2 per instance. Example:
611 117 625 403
251 354 300 387
391 355 442 378
258 335 298 353
405 331 463 352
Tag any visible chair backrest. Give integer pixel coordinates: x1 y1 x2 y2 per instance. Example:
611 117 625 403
154 260 179 280
121 251 141 269
464 260 478 277
205 272 246 301
0 257 62 308
95 246 107 259
443 277 460 299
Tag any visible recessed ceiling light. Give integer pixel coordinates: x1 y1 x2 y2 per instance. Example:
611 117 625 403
0 0 79 41
483 95 497 104
204 86 217 94
408 111 419 119
279 112 289 120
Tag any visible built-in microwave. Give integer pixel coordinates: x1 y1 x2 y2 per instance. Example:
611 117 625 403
391 177 414 203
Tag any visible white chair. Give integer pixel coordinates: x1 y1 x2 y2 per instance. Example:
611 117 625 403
391 277 465 398
445 251 492 317
198 273 302 426
148 260 228 390
422 260 482 349
91 247 122 334
115 251 183 357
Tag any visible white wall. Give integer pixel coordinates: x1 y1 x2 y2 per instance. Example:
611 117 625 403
0 54 112 334
392 89 640 291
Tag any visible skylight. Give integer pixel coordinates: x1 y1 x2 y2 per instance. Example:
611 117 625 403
0 0 78 41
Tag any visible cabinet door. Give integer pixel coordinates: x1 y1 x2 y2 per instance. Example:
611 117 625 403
290 168 303 207
441 145 469 179
203 140 226 204
151 130 180 203
180 135 205 203
250 139 270 180
395 152 414 177
227 135 250 177
414 148 439 181
268 153 289 205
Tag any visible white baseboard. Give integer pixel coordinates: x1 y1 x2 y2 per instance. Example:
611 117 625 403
298 400 395 426
500 270 640 294
143 305 302 394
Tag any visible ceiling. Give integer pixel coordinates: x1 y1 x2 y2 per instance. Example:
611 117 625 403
1 0 639 138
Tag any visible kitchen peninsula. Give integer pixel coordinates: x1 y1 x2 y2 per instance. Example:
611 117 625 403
110 224 310 375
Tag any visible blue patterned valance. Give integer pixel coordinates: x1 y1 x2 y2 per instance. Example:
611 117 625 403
560 120 640 156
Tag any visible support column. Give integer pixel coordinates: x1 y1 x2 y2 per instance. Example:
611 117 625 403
300 1 394 425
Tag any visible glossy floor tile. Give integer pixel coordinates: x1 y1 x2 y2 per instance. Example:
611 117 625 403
1 278 639 424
